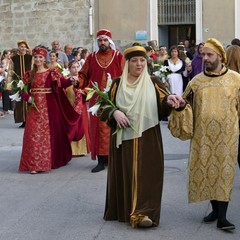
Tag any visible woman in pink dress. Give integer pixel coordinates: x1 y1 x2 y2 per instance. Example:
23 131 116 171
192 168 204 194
19 47 83 174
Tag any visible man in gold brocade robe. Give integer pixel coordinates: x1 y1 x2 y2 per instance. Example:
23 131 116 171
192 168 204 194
182 38 240 231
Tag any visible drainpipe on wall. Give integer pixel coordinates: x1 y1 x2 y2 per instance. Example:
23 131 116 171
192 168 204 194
149 0 152 40
235 0 240 38
149 0 158 42
196 0 203 43
88 0 94 51
89 6 93 36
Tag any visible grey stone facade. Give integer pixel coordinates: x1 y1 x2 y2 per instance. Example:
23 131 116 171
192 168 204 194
0 0 94 51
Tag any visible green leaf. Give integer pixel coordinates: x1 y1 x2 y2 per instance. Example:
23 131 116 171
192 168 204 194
101 104 113 109
86 89 96 101
23 85 28 92
108 108 117 118
85 87 92 91
12 71 21 81
112 127 123 135
92 81 99 89
95 90 106 98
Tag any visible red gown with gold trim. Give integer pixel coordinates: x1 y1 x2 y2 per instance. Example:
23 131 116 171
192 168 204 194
79 49 125 160
19 69 83 172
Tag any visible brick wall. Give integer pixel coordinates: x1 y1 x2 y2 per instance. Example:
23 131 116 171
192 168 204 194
0 0 94 52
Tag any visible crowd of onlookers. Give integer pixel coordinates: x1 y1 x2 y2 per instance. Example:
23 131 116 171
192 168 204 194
1 37 240 118
0 39 90 117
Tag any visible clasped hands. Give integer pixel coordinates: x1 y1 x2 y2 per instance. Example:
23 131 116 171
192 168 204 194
113 95 186 129
70 76 79 87
166 95 186 109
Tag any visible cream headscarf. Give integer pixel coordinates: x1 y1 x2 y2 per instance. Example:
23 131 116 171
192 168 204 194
115 58 159 147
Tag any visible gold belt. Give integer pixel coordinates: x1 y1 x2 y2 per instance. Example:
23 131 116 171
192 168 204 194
30 88 52 94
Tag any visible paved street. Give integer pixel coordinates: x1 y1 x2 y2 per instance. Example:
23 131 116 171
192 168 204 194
0 110 240 240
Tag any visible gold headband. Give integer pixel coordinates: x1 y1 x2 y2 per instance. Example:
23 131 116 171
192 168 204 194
124 46 147 60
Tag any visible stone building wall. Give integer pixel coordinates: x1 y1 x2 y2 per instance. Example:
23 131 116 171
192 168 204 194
0 0 94 52
202 0 234 46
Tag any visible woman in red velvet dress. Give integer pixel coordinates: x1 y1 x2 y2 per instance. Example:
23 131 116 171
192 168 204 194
19 47 83 174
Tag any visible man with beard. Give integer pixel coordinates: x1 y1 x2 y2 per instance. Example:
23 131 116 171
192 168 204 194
178 38 240 231
78 29 125 172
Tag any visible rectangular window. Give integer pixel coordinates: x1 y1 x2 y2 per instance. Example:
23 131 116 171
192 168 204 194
158 0 196 25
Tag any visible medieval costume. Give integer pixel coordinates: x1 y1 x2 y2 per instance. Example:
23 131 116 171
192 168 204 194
164 58 188 95
78 29 125 172
188 42 205 80
101 46 172 228
66 85 90 156
184 66 240 203
11 40 32 125
180 38 240 230
19 47 83 173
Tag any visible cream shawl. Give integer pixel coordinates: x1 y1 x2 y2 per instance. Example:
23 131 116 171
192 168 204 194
115 60 159 147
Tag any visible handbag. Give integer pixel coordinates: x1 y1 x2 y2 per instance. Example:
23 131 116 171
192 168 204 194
168 103 193 140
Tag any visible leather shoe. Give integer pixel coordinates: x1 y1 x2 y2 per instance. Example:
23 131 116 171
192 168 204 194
19 122 26 128
217 219 235 230
91 164 105 173
139 216 153 228
203 212 218 223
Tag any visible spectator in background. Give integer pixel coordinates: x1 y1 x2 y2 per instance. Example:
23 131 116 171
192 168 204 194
79 49 90 70
47 50 62 70
144 46 154 75
226 44 240 73
163 45 188 96
1 50 13 115
157 46 168 65
231 38 240 46
226 44 240 169
77 47 83 54
72 49 81 62
72 50 81 71
183 39 193 60
0 52 5 114
47 40 68 68
64 44 75 62
188 42 205 80
177 44 191 91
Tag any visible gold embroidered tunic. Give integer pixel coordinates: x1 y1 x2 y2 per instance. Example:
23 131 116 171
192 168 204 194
183 67 240 203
